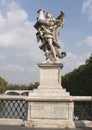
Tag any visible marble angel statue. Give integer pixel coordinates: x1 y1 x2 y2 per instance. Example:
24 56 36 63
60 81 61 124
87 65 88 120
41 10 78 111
34 9 66 63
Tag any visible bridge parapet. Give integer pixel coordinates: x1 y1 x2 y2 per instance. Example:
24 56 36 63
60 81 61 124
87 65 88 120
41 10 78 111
0 95 92 126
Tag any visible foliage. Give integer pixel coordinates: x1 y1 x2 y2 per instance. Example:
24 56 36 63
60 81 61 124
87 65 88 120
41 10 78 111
62 54 92 96
27 82 39 90
0 77 8 94
7 82 39 90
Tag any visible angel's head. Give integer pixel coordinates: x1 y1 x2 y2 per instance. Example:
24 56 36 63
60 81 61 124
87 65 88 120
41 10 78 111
46 12 52 19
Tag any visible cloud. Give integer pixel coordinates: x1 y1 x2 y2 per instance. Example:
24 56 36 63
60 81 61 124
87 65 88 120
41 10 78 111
0 13 6 24
1 0 7 5
64 52 85 66
82 0 92 21
0 1 34 47
0 53 6 60
76 36 92 47
0 1 41 83
0 0 42 60
2 64 24 72
62 52 90 75
7 1 28 25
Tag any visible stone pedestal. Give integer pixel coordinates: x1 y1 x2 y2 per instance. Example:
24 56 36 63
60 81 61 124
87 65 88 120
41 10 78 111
38 63 63 89
26 63 75 128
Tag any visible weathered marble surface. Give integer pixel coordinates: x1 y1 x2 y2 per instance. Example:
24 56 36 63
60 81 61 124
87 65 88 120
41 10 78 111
27 63 75 128
34 9 66 63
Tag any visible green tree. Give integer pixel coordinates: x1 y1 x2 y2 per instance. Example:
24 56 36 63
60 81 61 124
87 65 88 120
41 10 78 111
0 77 8 94
7 82 39 90
62 54 92 96
28 82 39 90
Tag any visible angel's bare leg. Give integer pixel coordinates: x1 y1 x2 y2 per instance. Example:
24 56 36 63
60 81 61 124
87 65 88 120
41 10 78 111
47 38 57 61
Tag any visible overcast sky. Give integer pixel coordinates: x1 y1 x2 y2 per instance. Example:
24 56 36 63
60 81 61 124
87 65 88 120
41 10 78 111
0 0 92 84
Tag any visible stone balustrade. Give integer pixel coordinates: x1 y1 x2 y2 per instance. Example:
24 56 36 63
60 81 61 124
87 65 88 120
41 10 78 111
0 94 92 126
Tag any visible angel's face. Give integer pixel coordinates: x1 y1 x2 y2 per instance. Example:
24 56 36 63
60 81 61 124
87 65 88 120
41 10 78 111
46 12 52 18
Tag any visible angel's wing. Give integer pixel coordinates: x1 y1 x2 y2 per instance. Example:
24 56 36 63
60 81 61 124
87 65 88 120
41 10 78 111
54 11 65 41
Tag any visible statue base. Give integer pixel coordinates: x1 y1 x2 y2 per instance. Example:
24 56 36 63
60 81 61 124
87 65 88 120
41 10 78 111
26 63 75 128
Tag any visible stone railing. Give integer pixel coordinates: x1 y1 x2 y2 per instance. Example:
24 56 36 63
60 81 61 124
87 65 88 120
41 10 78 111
0 95 92 125
0 95 28 125
73 96 92 120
